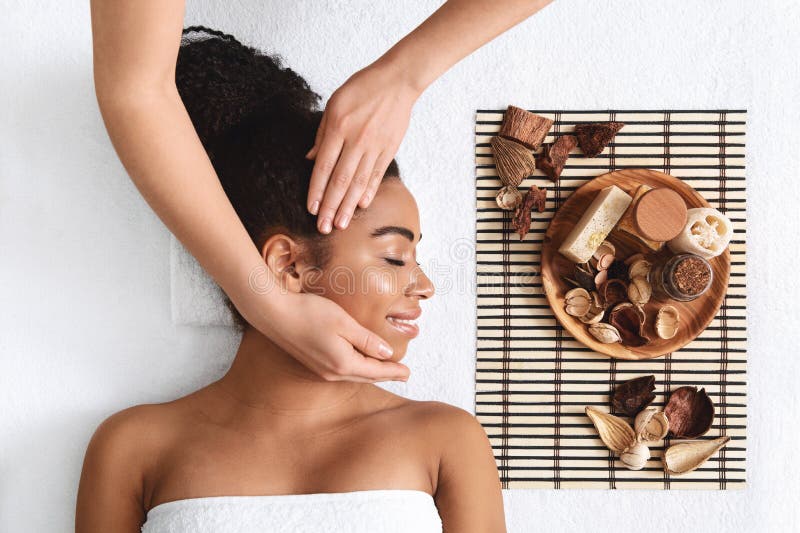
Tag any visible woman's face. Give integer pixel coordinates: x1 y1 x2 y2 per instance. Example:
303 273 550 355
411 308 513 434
302 179 434 361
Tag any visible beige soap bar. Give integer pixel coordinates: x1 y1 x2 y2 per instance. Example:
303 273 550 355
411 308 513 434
558 185 632 263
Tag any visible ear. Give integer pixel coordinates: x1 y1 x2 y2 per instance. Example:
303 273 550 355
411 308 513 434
260 234 312 294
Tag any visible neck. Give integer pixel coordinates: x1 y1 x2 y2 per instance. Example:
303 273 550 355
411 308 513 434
213 326 370 416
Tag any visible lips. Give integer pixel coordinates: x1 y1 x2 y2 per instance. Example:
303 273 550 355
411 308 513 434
386 307 422 338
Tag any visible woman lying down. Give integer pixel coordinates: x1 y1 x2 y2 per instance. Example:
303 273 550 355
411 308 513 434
76 27 506 533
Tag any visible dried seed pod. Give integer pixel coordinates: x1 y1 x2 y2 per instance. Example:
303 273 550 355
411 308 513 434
588 322 621 343
535 134 577 182
600 278 628 308
573 263 596 291
620 442 650 470
664 386 715 438
627 276 652 305
593 241 616 260
498 105 554 150
655 305 680 339
574 122 625 157
597 253 615 271
608 302 650 347
634 407 669 441
580 305 605 325
564 288 592 317
663 436 731 475
490 136 536 187
585 406 637 454
594 268 608 287
495 185 522 210
611 375 656 416
511 185 547 240
607 259 629 281
624 252 646 266
628 258 652 280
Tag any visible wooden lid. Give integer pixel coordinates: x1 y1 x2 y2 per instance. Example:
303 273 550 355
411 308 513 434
633 187 687 241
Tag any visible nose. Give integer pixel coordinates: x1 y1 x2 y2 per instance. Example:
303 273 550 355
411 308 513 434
406 265 435 300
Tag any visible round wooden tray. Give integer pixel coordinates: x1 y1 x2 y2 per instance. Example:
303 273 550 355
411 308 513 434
541 169 731 360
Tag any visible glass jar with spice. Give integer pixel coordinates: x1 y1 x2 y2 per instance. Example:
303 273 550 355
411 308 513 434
648 253 713 302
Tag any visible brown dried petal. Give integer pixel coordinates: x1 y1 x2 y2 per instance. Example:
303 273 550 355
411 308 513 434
573 264 596 291
612 375 656 416
535 134 577 182
664 386 715 438
574 122 625 158
511 186 546 240
490 136 536 187
498 105 554 150
608 303 650 347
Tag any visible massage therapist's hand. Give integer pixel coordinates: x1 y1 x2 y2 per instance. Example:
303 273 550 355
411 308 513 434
305 61 420 233
239 288 409 383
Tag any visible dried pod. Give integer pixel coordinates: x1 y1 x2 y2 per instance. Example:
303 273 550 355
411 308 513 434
634 407 670 441
495 185 522 210
655 305 680 339
596 253 615 271
573 263 596 291
490 136 536 187
663 436 731 475
620 442 650 470
664 386 715 438
580 306 605 325
593 241 616 260
624 253 646 266
588 322 621 343
564 288 591 317
511 185 547 240
628 258 652 280
585 406 637 454
608 302 650 347
594 268 608 287
627 276 652 305
600 278 628 308
574 121 625 158
611 375 656 416
535 134 577 182
498 105 553 150
607 259 629 281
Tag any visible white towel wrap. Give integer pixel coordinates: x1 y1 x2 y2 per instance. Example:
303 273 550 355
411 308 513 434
140 489 443 533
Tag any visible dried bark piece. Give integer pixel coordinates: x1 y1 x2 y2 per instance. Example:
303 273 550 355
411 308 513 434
511 185 547 240
611 375 656 416
664 386 715 438
490 136 536 187
535 134 577 182
498 105 554 150
574 122 625 157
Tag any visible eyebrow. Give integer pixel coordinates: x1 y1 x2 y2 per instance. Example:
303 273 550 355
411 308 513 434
370 225 418 242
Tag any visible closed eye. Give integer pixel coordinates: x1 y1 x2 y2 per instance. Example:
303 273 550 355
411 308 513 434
384 258 405 267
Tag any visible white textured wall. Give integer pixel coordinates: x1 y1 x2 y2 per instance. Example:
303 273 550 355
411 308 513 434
2 1 798 531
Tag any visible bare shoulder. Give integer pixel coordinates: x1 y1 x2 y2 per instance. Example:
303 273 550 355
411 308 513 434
76 401 178 532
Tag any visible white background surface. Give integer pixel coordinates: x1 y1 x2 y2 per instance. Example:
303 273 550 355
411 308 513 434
2 1 798 532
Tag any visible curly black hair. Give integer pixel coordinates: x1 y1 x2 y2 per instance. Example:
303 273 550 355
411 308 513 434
175 26 401 330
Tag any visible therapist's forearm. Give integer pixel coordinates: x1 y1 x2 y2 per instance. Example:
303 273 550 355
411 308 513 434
375 0 554 94
96 87 281 317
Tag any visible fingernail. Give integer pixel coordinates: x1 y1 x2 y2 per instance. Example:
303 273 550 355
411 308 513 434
320 217 332 234
310 200 319 215
378 343 393 358
337 214 349 229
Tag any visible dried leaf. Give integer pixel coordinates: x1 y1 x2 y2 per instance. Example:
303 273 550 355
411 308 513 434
611 375 656 416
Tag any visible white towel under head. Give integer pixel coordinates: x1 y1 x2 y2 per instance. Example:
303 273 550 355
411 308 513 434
140 489 443 533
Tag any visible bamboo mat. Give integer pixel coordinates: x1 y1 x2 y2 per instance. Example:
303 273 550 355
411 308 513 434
474 110 747 490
